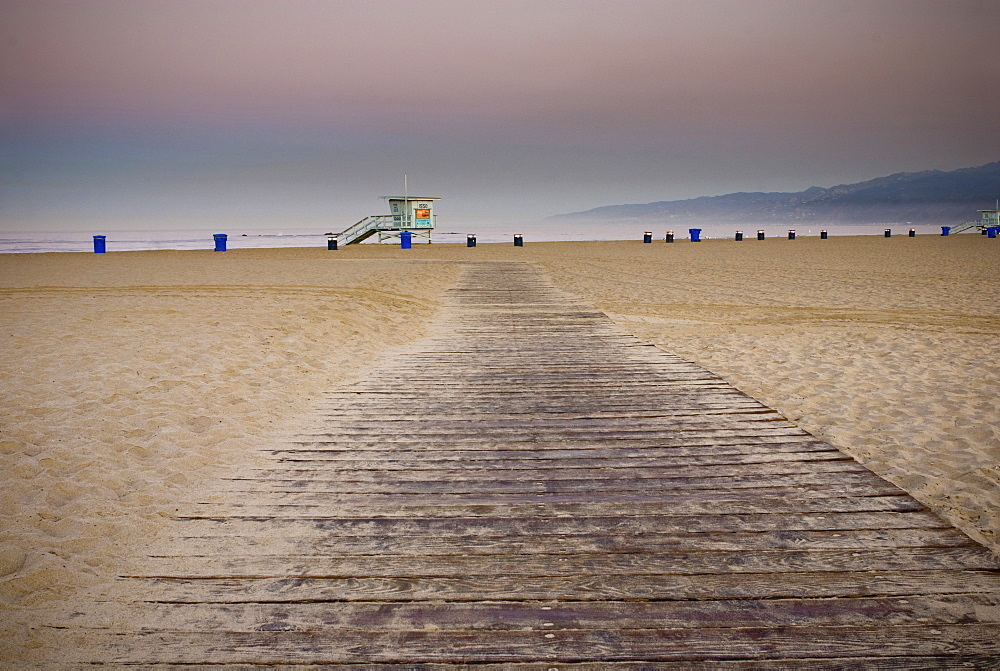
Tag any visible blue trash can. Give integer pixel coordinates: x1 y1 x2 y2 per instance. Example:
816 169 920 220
689 228 702 242
941 226 951 236
400 231 412 249
93 235 106 253
213 234 227 252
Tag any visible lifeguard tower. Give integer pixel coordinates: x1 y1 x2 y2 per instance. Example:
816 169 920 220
949 209 1000 234
333 196 440 245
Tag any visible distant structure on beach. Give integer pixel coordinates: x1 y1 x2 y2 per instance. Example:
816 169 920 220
332 196 441 245
949 208 1000 234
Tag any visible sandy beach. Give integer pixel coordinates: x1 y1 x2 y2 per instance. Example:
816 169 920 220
0 248 462 658
2 234 998 661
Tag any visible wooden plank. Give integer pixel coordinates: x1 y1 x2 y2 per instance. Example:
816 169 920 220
301 427 814 444
312 406 775 418
65 593 1000 632
165 511 948 538
266 451 848 470
220 470 891 494
282 435 831 454
183 494 926 518
320 389 755 403
52 624 1000 664
336 379 733 386
290 428 818 447
309 409 787 424
124 571 1000 605
152 528 978 556
296 420 801 440
238 460 865 483
134 547 1000 579
208 482 912 505
277 437 835 457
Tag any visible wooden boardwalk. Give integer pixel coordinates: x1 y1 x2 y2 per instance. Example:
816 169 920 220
70 262 999 666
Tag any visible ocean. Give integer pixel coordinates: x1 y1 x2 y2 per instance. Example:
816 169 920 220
0 223 957 254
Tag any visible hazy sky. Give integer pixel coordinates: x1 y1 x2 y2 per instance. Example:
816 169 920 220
2 0 999 230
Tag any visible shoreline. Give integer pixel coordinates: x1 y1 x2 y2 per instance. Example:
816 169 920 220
0 225 974 255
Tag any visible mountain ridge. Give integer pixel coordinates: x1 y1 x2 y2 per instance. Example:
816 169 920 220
552 161 1000 224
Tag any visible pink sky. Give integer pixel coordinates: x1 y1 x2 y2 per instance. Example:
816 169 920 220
2 0 999 229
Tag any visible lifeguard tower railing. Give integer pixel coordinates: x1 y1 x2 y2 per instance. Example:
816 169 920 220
948 210 1000 235
334 214 437 245
949 219 983 234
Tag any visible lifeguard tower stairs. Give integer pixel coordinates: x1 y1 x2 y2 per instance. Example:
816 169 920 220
948 209 1000 234
333 196 440 245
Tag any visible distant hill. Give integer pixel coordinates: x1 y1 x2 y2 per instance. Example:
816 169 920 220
552 161 1000 225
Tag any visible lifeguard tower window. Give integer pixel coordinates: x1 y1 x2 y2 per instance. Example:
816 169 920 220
385 197 438 230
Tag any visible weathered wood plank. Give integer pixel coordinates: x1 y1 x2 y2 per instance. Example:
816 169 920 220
290 429 819 448
310 414 794 429
134 547 1000 579
153 528 978 556
221 469 892 494
134 571 1000 605
166 511 948 539
238 460 865 484
183 494 926 518
304 422 811 440
207 482 912 505
65 593 1000 633
52 624 1000 664
266 451 849 471
283 435 830 453
319 392 757 407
